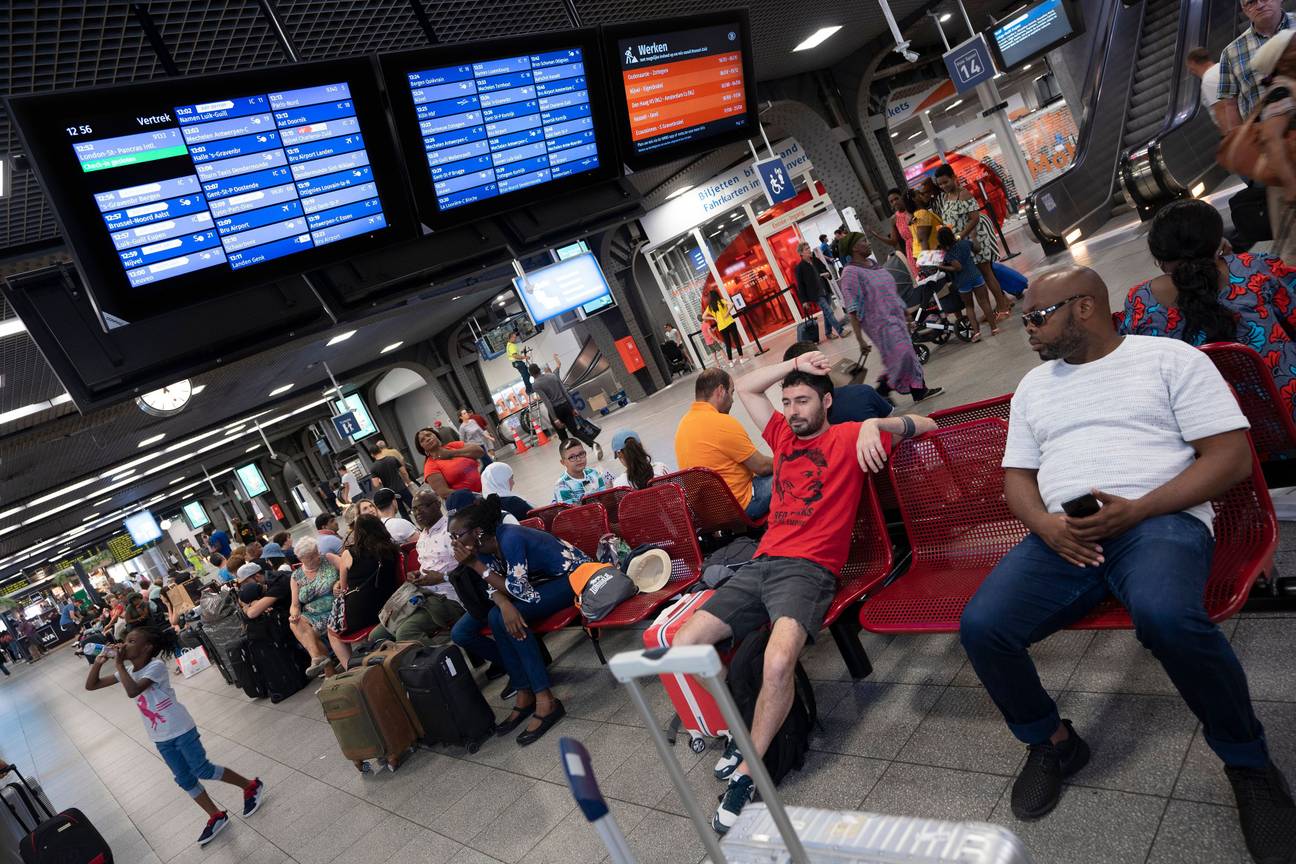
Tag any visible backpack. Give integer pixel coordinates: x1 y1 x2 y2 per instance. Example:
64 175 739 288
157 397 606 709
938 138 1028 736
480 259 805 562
569 562 638 623
727 629 816 785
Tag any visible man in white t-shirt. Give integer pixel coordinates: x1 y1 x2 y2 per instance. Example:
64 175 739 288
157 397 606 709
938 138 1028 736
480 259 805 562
958 267 1292 861
1188 47 1223 125
373 488 418 544
369 489 464 647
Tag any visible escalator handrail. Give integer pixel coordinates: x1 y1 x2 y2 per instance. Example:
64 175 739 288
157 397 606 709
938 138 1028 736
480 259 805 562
1025 0 1144 236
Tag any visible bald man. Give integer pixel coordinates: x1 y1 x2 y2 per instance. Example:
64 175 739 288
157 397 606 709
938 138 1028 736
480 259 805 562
958 267 1292 859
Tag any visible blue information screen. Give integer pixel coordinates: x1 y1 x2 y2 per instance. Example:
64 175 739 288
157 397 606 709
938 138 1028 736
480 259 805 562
72 82 389 289
991 0 1075 68
404 47 601 213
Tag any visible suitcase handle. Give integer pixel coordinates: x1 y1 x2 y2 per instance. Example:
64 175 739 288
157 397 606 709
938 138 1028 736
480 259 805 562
608 646 811 864
558 738 639 864
3 765 55 823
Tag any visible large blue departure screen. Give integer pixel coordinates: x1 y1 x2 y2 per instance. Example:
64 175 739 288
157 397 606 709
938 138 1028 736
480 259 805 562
406 47 601 212
74 82 388 288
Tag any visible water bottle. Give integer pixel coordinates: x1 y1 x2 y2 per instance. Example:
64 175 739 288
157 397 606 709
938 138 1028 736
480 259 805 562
83 642 114 658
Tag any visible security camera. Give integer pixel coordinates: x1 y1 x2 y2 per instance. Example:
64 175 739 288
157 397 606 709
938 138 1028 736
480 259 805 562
900 48 920 63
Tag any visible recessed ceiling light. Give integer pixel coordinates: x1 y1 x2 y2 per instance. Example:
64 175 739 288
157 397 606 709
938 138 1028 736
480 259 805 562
169 477 186 485
94 498 111 506
793 25 842 52
245 444 259 453
452 295 462 300
137 434 165 448
0 318 26 339
380 342 403 354
111 468 136 481
666 185 694 200
268 383 293 396
326 330 356 347
939 12 952 21
224 425 246 435
191 384 206 395
81 513 99 522
891 132 900 138
0 507 20 521
1023 63 1032 70
909 131 923 139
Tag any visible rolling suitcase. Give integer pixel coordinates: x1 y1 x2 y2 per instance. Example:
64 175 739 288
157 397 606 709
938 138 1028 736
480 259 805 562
797 314 820 345
395 644 494 752
562 645 1033 864
0 768 54 863
317 665 418 773
355 642 425 737
19 807 112 864
246 639 307 704
643 592 730 751
227 637 267 700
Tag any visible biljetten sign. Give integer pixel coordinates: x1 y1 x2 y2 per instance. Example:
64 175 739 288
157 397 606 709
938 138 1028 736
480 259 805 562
640 138 810 246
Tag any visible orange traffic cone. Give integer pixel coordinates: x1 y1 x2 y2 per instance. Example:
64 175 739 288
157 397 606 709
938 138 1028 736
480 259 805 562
534 420 550 446
513 428 529 454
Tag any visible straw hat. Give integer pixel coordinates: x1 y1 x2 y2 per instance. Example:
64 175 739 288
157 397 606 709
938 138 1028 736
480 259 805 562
626 549 671 593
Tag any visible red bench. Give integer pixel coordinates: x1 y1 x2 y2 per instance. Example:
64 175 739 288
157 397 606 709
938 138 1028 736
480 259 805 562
858 418 1277 638
651 467 764 537
1202 343 1296 484
551 503 610 558
582 486 633 525
526 502 569 531
518 516 545 531
929 393 1012 428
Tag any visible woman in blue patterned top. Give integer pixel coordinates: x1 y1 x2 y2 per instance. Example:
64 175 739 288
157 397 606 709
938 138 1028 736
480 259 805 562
449 495 585 746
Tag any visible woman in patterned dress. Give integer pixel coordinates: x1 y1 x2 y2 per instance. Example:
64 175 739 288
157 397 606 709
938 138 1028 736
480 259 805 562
838 232 944 405
933 164 1012 319
287 536 339 677
1118 199 1296 419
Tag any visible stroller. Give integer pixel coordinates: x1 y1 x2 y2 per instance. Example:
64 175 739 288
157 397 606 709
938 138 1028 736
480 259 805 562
661 340 691 377
890 252 975 364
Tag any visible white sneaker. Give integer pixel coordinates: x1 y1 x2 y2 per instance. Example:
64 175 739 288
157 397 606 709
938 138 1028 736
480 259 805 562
713 737 741 781
713 774 754 834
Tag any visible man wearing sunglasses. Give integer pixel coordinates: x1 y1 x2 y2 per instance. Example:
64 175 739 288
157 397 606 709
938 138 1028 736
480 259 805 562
958 266 1292 863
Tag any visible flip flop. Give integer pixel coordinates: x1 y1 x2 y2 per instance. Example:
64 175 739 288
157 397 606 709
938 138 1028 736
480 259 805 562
995 310 1011 322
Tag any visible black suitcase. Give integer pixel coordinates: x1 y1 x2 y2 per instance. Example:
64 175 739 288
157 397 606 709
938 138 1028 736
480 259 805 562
396 645 494 752
177 626 203 653
246 639 307 704
797 315 819 344
228 638 268 699
193 624 233 686
19 807 112 864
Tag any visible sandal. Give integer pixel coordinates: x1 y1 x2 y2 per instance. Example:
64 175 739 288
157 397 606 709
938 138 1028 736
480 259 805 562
516 700 565 746
994 310 1011 323
495 703 535 736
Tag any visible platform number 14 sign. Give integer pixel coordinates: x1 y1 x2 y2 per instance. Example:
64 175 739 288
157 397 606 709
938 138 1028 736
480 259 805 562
942 35 997 94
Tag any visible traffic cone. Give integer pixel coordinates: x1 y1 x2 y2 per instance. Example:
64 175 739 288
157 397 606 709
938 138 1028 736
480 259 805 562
513 428 529 454
533 420 550 446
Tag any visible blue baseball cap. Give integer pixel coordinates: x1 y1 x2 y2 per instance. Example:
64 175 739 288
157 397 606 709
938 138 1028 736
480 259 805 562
610 429 639 456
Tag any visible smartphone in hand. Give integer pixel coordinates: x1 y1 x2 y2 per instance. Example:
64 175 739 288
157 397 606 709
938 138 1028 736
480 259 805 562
1062 493 1101 518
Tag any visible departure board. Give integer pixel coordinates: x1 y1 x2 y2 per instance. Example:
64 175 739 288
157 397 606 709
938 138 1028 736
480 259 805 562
605 12 758 170
6 59 412 321
380 31 618 226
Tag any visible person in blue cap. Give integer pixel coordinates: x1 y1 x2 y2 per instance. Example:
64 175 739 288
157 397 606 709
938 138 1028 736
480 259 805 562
610 429 670 490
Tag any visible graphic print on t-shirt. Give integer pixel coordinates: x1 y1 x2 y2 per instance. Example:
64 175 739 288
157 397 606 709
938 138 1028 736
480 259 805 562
773 445 829 520
137 692 171 731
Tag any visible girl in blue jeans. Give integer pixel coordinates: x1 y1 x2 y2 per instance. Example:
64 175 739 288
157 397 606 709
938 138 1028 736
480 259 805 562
85 625 264 847
449 495 582 746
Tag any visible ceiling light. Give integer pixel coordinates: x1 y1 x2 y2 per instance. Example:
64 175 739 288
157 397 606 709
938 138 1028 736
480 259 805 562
909 132 923 139
0 402 51 427
169 477 186 485
224 425 246 435
245 444 259 453
793 25 842 52
0 318 26 340
0 508 19 521
380 342 403 354
947 99 963 109
93 498 111 507
666 185 694 200
27 477 98 508
191 384 206 395
326 330 356 347
138 433 165 448
939 12 952 21
0 526 18 539
452 295 462 301
81 513 99 522
111 469 136 481
891 132 900 138
268 383 293 396
1023 63 1032 70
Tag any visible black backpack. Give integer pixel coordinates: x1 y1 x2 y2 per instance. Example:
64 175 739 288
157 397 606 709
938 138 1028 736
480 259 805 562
727 629 817 785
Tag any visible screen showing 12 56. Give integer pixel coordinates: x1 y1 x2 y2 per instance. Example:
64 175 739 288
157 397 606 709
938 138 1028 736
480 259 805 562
69 82 389 289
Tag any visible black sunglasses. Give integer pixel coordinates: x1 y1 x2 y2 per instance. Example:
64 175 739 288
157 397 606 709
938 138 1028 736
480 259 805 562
1021 295 1086 328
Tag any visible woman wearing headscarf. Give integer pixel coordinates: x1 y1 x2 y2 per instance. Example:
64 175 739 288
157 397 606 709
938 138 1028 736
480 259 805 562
837 232 944 405
479 463 534 522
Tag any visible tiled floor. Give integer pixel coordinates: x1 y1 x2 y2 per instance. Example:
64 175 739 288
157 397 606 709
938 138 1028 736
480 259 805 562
3 204 1292 863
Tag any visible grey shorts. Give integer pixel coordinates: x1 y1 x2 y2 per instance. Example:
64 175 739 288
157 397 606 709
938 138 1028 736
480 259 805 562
700 556 837 644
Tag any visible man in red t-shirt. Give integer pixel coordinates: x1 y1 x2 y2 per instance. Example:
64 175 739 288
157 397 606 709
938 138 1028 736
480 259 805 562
672 350 936 834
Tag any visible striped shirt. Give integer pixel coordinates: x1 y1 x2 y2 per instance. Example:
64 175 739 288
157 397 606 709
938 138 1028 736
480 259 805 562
1218 12 1295 116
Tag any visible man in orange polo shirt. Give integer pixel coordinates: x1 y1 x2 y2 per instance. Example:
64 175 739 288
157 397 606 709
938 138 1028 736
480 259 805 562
674 368 774 518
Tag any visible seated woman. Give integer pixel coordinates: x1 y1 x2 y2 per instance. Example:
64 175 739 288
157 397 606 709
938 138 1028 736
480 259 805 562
288 537 341 677
448 495 585 746
480 463 533 522
326 515 400 667
552 439 614 504
415 427 485 497
1119 199 1296 417
610 429 669 490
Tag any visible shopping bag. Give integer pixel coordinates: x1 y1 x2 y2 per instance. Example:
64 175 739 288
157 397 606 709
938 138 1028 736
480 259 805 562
175 647 212 678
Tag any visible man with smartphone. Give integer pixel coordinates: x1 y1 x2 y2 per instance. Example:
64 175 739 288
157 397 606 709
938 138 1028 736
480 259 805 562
958 266 1293 864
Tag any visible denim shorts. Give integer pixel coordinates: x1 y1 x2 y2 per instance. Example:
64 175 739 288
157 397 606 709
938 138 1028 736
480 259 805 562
155 727 223 797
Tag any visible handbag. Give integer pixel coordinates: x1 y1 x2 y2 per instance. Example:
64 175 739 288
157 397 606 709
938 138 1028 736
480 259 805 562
574 413 601 441
175 646 212 678
1217 77 1296 186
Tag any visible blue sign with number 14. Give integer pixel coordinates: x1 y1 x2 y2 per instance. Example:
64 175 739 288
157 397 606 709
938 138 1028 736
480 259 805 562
943 34 997 94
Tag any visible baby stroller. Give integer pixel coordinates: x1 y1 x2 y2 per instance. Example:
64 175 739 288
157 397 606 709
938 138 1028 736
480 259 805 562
892 252 976 364
661 340 690 377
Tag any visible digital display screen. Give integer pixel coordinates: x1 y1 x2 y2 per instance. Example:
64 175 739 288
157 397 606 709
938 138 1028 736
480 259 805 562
380 31 617 227
991 0 1079 68
235 463 269 499
5 59 413 321
513 253 613 325
606 12 757 170
123 510 163 546
331 393 378 442
182 500 211 529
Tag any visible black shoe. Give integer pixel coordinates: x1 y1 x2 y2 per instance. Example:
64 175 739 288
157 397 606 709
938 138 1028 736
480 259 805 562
1010 720 1090 820
495 704 535 735
913 386 944 404
484 663 507 681
516 701 565 746
1226 760 1296 864
499 682 517 701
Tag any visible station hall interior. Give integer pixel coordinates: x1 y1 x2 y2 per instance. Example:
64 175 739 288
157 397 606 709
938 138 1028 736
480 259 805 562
1 0 1296 861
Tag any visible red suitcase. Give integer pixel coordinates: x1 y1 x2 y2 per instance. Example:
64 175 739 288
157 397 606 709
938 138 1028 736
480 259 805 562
643 591 732 751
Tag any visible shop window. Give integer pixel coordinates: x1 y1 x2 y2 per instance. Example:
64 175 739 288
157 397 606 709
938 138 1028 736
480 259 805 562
699 210 793 341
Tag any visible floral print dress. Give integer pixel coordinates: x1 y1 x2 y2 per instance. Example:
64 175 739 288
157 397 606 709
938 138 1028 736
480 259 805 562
939 195 1000 265
1118 253 1296 418
293 561 339 634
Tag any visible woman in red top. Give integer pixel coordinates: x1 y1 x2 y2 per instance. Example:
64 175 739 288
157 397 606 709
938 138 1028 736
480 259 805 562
415 428 485 497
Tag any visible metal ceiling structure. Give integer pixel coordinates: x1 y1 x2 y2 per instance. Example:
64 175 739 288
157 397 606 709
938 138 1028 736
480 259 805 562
0 0 1001 570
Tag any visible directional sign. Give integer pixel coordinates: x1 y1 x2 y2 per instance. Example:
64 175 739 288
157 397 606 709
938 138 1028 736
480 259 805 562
332 411 361 440
943 34 997 94
754 157 796 206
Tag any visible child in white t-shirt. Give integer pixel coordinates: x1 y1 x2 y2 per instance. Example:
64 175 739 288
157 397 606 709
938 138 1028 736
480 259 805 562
85 625 265 848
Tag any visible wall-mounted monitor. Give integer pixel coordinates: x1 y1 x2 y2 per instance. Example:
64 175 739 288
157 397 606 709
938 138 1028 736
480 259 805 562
123 510 163 546
988 0 1084 69
4 57 415 323
380 30 619 229
182 500 211 530
513 252 612 325
331 393 378 443
235 463 270 499
604 10 758 170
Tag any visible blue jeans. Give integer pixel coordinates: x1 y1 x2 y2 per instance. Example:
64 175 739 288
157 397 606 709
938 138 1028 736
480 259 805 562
156 727 224 798
487 578 575 695
513 360 533 395
745 474 773 520
451 611 502 671
960 514 1268 769
817 296 845 336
